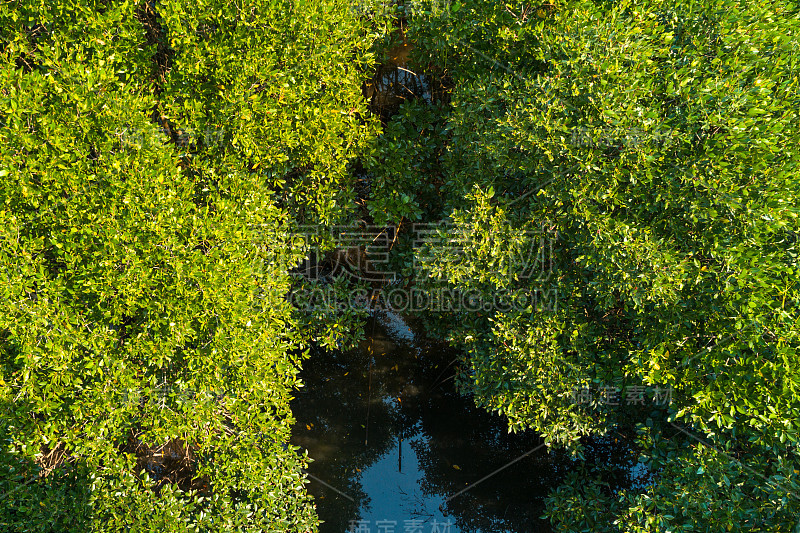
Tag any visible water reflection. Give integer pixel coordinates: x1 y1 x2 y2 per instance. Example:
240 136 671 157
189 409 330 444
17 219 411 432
363 40 452 125
291 312 569 532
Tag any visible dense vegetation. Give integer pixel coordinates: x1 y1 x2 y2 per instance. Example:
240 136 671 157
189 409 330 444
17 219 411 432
385 0 800 530
0 0 380 530
1 0 799 531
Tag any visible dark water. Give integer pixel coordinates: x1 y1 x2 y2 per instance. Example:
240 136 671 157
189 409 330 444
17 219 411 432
364 42 452 124
290 311 571 533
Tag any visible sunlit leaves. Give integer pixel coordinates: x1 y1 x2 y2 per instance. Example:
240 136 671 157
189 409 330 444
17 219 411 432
0 0 382 530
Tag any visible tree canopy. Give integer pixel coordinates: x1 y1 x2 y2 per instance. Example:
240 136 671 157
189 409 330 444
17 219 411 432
1 0 799 531
0 0 382 530
377 0 800 530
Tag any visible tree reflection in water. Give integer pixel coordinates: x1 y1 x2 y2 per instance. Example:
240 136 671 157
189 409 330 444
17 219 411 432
291 312 569 532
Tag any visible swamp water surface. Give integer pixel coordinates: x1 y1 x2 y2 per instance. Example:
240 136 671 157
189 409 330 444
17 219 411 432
291 312 570 533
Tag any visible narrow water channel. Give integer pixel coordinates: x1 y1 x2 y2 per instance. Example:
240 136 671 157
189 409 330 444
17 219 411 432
290 311 570 533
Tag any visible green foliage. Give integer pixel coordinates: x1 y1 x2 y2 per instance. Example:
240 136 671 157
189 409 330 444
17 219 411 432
390 0 800 529
3 0 799 529
156 0 381 225
547 427 800 532
407 0 544 80
363 100 445 226
0 0 382 530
